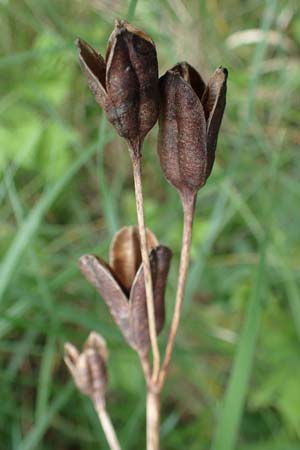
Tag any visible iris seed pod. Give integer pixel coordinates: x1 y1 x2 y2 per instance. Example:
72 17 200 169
158 62 228 200
64 332 108 407
79 226 172 355
77 19 159 153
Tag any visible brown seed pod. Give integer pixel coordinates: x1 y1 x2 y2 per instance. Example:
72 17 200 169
158 62 227 200
79 227 172 355
76 19 159 153
64 332 108 406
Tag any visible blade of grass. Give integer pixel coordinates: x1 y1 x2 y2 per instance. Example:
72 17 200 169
120 397 145 449
35 334 56 422
127 0 138 21
0 140 105 304
0 44 70 68
3 166 54 315
223 0 278 184
96 116 119 237
6 329 37 377
211 131 281 450
210 241 267 450
272 246 300 341
0 300 35 338
16 383 74 450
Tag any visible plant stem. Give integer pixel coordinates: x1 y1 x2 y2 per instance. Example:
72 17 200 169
95 403 122 450
146 389 160 450
139 353 152 384
130 150 160 382
159 193 196 386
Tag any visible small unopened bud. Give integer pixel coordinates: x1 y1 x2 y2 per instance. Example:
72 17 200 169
158 63 227 202
64 332 108 407
77 19 159 154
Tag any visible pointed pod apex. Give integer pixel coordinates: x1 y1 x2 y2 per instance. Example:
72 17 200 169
114 18 125 29
217 66 228 76
64 342 79 367
76 37 107 108
212 66 228 84
201 66 228 177
75 37 81 49
171 61 206 100
85 331 108 362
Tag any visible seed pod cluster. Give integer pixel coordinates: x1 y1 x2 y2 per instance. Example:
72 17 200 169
64 332 108 407
77 19 159 153
75 19 228 365
79 226 172 355
77 21 227 187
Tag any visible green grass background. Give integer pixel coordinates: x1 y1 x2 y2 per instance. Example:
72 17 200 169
1 0 300 449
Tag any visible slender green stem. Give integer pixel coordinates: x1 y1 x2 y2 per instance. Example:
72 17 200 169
95 403 122 450
159 193 196 386
130 150 160 382
146 389 160 450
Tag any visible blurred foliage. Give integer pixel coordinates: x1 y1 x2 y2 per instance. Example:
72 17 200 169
0 0 300 449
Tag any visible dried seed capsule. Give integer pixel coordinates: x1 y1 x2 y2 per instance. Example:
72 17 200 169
158 69 207 200
158 62 227 200
77 19 159 153
79 226 172 355
64 332 108 407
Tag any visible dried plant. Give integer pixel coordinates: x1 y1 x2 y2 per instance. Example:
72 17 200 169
64 332 121 450
76 19 159 154
79 226 172 355
64 19 227 450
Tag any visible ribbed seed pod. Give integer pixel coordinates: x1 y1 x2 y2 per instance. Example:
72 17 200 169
77 19 159 153
158 62 228 201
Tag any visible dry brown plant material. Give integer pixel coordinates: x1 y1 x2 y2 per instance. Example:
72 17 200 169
64 19 227 450
76 19 159 154
76 19 161 383
79 226 172 356
158 62 227 387
158 62 228 201
64 333 121 450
